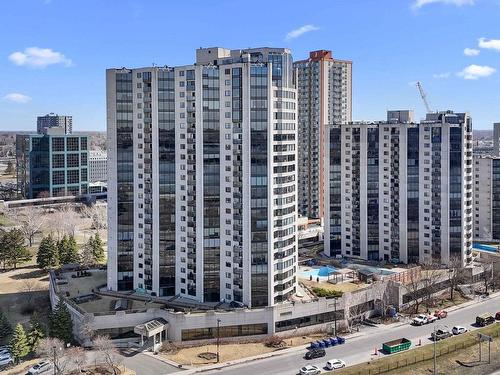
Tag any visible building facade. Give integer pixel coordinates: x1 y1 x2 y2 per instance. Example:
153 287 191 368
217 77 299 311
325 111 473 265
89 150 108 182
107 47 298 307
16 133 90 198
294 50 352 219
493 123 500 157
473 155 500 241
37 113 73 134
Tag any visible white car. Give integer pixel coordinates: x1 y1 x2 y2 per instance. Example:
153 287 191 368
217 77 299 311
326 359 346 370
28 361 52 374
299 365 321 375
0 348 9 356
412 314 429 325
0 354 13 366
452 326 468 335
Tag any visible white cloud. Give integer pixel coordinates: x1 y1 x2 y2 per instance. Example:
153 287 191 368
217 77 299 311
478 37 500 51
3 93 32 103
433 72 451 79
463 47 480 56
285 25 319 41
8 47 72 68
412 0 474 9
457 64 496 80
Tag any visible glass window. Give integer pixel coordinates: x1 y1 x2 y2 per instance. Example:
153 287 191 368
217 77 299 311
52 154 65 168
67 137 79 151
52 138 65 152
67 153 80 168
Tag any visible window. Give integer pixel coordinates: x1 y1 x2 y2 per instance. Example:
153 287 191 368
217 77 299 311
52 138 64 152
67 153 80 168
52 154 65 168
67 170 79 184
67 137 79 151
52 170 65 185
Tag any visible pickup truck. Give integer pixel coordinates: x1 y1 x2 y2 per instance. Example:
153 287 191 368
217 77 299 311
431 329 453 341
412 314 438 326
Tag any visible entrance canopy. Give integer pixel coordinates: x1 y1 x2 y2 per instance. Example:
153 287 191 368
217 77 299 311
134 318 168 338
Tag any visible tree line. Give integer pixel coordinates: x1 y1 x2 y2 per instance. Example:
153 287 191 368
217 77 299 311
37 232 105 270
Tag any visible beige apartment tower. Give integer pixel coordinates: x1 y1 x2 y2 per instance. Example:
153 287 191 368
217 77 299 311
295 50 352 219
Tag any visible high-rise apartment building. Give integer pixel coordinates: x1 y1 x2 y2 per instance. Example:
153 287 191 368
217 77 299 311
89 150 107 182
493 123 500 156
37 113 73 134
107 47 298 307
294 50 352 219
16 133 89 198
325 111 473 265
472 155 500 241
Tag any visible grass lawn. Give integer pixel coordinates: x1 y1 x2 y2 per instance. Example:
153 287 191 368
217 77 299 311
331 323 500 375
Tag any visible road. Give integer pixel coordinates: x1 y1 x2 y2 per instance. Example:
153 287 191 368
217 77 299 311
84 348 180 375
199 295 500 375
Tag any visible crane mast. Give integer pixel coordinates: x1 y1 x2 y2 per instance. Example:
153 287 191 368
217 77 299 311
416 81 432 113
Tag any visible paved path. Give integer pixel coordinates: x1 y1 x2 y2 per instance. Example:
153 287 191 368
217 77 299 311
187 294 500 375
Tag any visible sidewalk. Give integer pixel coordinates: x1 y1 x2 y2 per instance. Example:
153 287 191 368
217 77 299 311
148 330 370 373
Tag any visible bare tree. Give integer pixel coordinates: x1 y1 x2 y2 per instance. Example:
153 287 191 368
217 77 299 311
94 335 120 375
420 263 444 308
81 204 107 233
67 346 87 373
17 206 45 246
19 279 40 306
46 205 79 239
447 255 464 301
36 337 69 375
404 271 426 314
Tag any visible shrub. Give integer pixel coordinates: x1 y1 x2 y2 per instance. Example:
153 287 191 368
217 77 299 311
312 287 343 298
264 335 285 348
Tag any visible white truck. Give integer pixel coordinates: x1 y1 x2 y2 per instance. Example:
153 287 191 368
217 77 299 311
412 314 438 326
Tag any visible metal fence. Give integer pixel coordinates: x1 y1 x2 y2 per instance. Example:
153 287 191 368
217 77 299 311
338 324 500 375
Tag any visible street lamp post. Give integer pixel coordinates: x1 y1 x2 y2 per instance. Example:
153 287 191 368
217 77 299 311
216 318 221 363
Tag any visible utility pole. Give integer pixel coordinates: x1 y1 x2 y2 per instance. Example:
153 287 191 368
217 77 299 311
216 318 221 363
433 325 437 375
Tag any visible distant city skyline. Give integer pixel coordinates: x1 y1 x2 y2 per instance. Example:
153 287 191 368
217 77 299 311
1 0 500 131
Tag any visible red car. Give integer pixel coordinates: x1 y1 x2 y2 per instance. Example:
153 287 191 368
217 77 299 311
434 310 448 319
495 311 500 320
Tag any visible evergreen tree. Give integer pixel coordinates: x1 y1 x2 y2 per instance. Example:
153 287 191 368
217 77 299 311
10 324 29 363
5 229 31 269
0 230 8 270
36 235 59 270
91 232 105 263
49 299 73 344
0 310 12 340
27 314 45 352
58 235 78 265
80 237 94 267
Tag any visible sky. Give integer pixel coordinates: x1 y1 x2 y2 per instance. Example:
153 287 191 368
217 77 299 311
1 0 500 131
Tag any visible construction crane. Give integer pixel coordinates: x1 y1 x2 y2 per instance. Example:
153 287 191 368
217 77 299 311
415 81 432 113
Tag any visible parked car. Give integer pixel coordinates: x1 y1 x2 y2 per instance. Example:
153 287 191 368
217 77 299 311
452 326 468 335
304 348 326 360
431 329 453 341
412 314 437 326
299 365 321 375
0 347 10 356
0 354 13 366
495 311 500 320
476 313 495 327
326 359 346 370
28 361 52 374
434 310 448 319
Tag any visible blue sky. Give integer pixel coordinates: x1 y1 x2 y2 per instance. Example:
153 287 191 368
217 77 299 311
1 0 499 131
